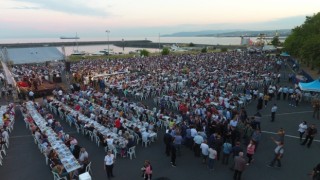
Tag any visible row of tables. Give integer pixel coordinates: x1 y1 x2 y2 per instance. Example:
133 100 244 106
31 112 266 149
64 94 158 138
50 99 129 148
25 101 81 173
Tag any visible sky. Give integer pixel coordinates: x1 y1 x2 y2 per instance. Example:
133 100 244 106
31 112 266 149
0 0 319 38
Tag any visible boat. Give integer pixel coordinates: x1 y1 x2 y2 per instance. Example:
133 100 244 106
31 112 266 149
99 49 114 55
71 50 86 56
60 36 80 39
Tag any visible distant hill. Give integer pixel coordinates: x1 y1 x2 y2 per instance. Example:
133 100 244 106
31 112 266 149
162 30 243 37
163 29 291 37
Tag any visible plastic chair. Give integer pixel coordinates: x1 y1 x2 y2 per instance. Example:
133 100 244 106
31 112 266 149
142 138 150 148
85 162 92 175
75 124 81 134
52 171 67 180
0 144 6 156
127 146 136 160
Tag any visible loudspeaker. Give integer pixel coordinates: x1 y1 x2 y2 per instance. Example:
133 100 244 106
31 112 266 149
65 62 71 72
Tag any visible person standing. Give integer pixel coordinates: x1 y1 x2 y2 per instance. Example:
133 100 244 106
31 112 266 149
144 160 153 180
271 104 278 122
246 140 255 165
171 142 177 167
208 145 217 171
163 130 173 156
310 163 320 180
298 121 308 142
312 100 320 120
222 139 232 165
233 152 246 180
268 137 284 168
104 150 115 179
263 94 270 108
251 129 261 152
200 140 209 164
301 124 318 148
193 132 204 157
277 128 285 143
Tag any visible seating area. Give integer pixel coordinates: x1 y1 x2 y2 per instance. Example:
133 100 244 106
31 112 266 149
45 94 144 159
20 101 92 179
0 104 15 166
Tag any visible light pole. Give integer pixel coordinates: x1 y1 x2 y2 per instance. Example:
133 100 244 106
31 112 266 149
158 33 161 53
122 38 124 54
106 30 110 55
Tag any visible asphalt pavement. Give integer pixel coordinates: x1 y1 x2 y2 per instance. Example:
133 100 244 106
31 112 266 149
0 71 319 180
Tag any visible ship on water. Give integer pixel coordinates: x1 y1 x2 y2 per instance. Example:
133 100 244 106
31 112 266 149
60 36 80 39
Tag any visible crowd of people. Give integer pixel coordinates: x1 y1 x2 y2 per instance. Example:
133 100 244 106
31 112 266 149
0 104 16 166
21 101 90 179
8 50 319 180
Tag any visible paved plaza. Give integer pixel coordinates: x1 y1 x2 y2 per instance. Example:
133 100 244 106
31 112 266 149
0 90 319 180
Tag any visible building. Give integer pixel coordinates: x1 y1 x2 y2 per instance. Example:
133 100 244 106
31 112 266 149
0 47 64 64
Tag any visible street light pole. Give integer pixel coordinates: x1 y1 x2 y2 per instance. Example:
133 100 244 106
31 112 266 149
158 33 161 52
106 30 110 55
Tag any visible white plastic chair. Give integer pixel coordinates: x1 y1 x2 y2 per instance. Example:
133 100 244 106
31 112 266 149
85 162 92 175
0 144 6 156
142 138 150 148
75 124 81 134
127 146 136 160
52 171 67 180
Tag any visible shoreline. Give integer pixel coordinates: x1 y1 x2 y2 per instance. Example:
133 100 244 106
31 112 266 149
0 40 246 50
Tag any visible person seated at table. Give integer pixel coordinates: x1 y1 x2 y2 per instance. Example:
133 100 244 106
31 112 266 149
126 135 135 149
134 127 142 139
148 122 155 132
43 144 53 157
48 150 60 166
34 128 41 141
40 131 49 144
84 122 94 132
30 123 38 134
114 118 121 129
106 135 114 146
2 113 11 128
141 130 150 142
72 145 82 159
54 122 63 133
78 148 89 165
52 163 69 178
74 104 81 111
70 136 78 146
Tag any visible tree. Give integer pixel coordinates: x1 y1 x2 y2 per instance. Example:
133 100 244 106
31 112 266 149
284 12 320 70
221 47 228 52
201 47 207 53
189 42 195 47
271 36 280 46
140 49 150 57
161 47 170 55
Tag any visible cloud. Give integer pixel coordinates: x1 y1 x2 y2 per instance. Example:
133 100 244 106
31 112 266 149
10 6 40 10
12 0 108 17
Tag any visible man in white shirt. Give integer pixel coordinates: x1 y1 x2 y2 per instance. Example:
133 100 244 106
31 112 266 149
78 148 89 164
208 145 217 171
271 104 278 122
190 127 197 138
104 150 115 179
200 140 209 163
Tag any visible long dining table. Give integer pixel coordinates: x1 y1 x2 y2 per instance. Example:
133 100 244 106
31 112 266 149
26 101 81 173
